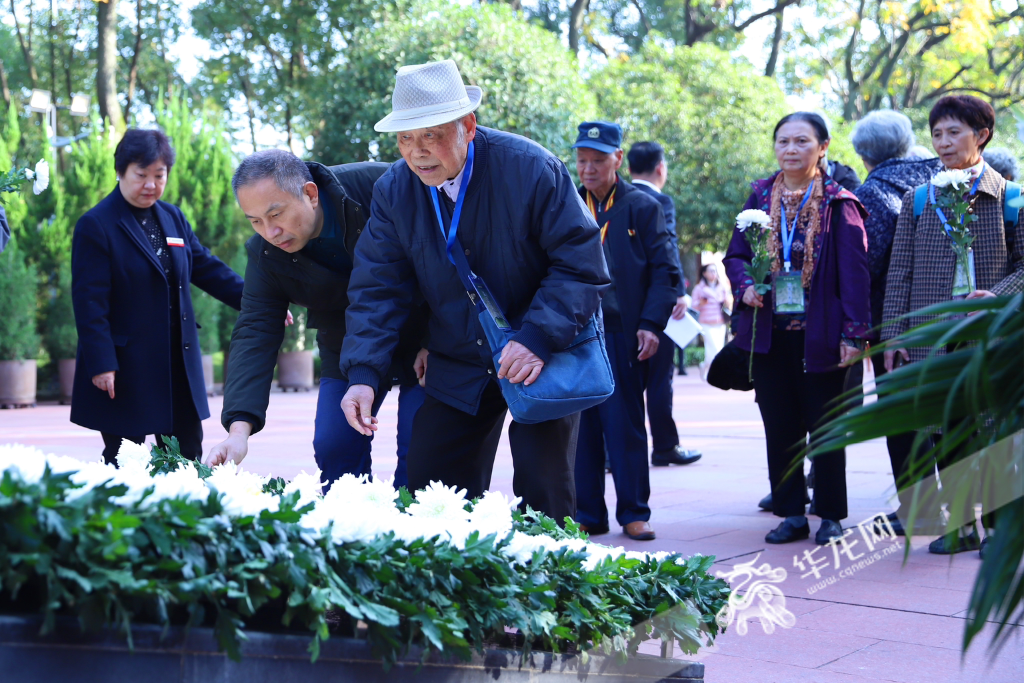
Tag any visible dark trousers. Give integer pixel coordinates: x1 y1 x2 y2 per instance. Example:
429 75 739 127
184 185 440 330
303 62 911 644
406 380 579 524
645 331 679 453
866 354 917 509
575 331 651 527
315 377 425 491
752 330 848 521
100 354 202 463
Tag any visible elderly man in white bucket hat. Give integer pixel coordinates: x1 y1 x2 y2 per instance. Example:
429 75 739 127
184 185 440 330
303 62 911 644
339 59 610 523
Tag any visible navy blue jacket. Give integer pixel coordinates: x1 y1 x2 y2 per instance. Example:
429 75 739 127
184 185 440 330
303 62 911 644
632 181 685 297
70 186 244 435
855 157 941 330
340 126 611 415
580 178 680 350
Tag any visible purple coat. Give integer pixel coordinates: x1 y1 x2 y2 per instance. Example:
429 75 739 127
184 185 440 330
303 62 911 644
723 172 871 373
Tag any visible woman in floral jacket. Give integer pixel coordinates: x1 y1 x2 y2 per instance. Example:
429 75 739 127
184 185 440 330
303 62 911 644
724 112 870 546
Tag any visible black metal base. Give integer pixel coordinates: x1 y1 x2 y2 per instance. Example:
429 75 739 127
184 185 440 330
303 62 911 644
0 615 704 682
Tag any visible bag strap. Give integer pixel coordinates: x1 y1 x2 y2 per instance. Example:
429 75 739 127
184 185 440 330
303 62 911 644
1005 181 1021 227
913 184 928 220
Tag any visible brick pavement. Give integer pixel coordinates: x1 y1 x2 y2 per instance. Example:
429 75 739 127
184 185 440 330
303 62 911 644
1 375 1020 683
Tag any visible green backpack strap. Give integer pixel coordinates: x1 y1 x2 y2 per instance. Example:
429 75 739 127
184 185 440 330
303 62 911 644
913 184 928 220
1005 181 1021 226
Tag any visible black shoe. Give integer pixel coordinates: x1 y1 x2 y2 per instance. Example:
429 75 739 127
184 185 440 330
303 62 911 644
815 520 844 545
765 519 810 544
758 490 811 512
652 446 702 466
929 525 981 555
679 366 688 375
580 522 610 536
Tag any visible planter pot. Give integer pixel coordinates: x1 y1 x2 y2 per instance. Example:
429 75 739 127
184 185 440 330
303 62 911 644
277 350 314 391
0 359 37 408
58 358 75 405
202 354 215 396
0 615 703 682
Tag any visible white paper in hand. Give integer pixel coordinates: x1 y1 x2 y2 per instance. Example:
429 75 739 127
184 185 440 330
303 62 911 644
663 313 703 350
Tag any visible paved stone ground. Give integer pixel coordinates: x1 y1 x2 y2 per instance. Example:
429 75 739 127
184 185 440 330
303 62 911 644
2 374 1020 683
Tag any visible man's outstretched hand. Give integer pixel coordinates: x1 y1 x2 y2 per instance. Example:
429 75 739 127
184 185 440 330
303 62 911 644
204 421 252 467
342 384 378 435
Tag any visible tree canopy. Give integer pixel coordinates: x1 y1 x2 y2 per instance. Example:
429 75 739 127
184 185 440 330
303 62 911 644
313 0 597 164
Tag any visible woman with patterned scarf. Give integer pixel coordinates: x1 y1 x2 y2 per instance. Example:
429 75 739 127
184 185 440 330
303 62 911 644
724 112 871 545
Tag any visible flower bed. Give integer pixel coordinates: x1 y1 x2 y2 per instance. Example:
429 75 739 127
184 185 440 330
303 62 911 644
0 440 729 669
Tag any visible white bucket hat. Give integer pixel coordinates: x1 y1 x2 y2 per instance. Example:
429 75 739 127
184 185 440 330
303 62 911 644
374 60 483 133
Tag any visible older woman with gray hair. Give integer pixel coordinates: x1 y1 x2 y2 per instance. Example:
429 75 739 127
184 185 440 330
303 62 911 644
850 110 941 535
983 147 1019 181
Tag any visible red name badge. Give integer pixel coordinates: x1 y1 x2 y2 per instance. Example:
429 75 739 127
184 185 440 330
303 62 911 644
166 237 185 248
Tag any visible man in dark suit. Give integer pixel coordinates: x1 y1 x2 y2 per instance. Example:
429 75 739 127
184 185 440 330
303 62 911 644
574 123 681 540
71 129 245 463
627 142 702 467
203 150 427 490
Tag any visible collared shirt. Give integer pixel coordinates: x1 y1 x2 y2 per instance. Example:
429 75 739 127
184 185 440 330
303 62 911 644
441 160 472 202
302 189 352 273
630 178 661 193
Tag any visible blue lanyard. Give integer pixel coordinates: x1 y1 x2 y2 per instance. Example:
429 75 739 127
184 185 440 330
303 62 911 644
779 183 814 271
429 142 475 265
929 164 985 236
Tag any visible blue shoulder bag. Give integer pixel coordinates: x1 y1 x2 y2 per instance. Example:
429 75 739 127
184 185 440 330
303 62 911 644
429 143 614 424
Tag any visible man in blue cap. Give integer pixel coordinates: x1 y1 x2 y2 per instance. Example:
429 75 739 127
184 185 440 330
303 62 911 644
573 121 681 541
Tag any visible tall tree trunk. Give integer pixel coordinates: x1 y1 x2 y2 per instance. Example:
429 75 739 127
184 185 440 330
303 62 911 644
0 59 11 106
568 0 589 55
96 0 126 132
764 11 784 77
65 1 83 100
11 0 39 87
125 0 144 115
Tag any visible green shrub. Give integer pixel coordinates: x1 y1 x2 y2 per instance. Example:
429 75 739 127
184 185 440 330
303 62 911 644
0 241 40 360
190 287 222 355
43 259 77 360
0 442 731 666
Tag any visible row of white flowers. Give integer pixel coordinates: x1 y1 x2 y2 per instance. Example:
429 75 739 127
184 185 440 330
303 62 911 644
0 441 678 572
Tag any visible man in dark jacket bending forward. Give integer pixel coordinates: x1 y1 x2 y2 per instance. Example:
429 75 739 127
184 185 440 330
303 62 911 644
340 60 610 522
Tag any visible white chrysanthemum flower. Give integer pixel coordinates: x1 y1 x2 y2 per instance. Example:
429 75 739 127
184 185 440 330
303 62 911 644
206 461 277 517
406 481 470 523
65 461 119 501
23 168 33 179
143 466 209 507
501 531 564 565
735 209 772 232
116 439 152 473
468 490 519 540
931 168 972 190
0 443 50 485
45 454 85 475
283 469 323 507
32 159 49 195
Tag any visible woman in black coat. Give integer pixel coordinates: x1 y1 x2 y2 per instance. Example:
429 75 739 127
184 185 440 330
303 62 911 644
71 129 244 463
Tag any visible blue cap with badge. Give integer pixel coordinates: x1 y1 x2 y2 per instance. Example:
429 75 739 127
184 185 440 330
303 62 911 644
571 121 622 154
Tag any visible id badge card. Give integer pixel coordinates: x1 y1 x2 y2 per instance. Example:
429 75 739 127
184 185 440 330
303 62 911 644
468 273 512 330
773 270 805 314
